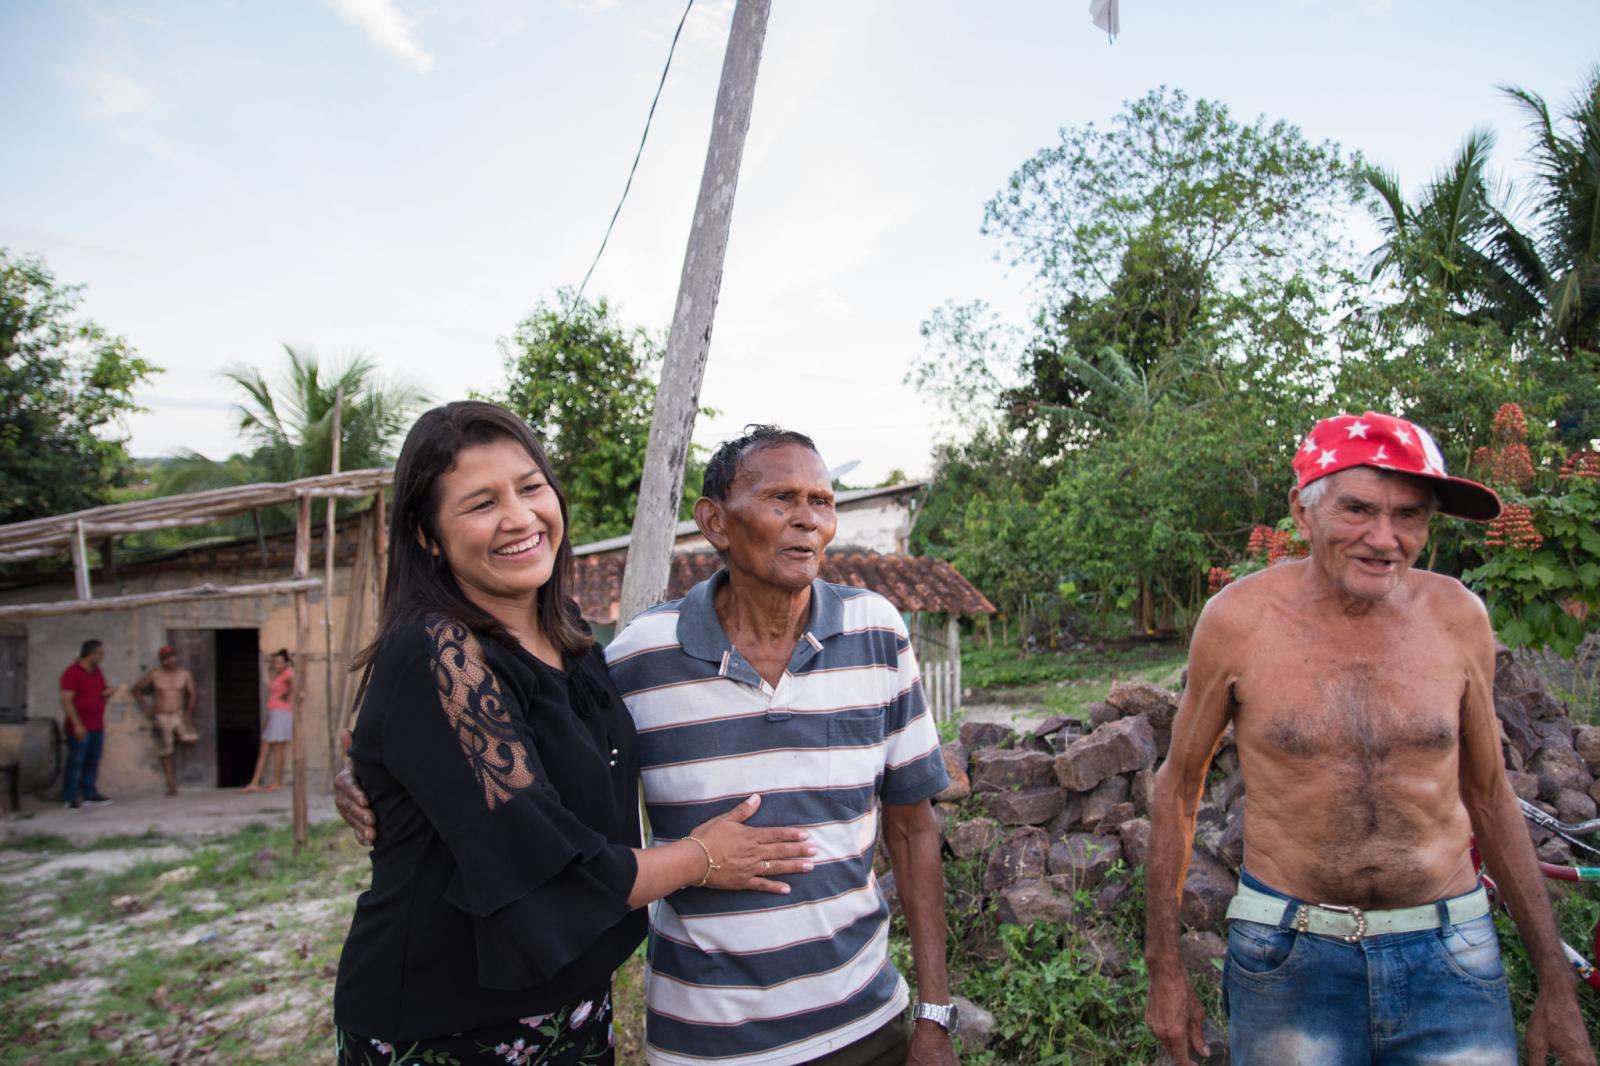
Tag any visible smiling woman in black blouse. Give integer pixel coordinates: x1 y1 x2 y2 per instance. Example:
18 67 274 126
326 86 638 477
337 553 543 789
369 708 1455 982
334 401 815 1066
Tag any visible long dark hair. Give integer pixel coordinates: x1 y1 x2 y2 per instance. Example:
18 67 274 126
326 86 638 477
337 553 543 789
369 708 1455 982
356 400 592 668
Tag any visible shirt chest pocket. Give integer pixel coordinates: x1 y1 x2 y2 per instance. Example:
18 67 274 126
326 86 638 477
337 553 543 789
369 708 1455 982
824 711 886 816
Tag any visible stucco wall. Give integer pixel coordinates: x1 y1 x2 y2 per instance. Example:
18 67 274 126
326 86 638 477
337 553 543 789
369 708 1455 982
0 561 367 798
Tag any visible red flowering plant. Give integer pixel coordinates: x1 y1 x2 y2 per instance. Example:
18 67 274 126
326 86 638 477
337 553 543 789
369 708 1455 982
1461 403 1600 656
1204 519 1308 597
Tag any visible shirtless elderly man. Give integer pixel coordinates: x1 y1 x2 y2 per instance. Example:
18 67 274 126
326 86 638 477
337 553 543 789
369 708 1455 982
134 644 199 796
1145 411 1595 1066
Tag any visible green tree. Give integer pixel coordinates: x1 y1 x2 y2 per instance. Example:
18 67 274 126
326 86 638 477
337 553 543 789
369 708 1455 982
0 249 159 523
911 89 1358 634
152 346 426 532
497 292 701 542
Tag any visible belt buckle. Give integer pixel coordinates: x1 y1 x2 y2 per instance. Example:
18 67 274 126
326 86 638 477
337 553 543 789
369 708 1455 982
1316 903 1367 943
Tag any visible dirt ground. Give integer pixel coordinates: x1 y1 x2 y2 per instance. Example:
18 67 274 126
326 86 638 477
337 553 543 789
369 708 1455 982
0 788 647 1066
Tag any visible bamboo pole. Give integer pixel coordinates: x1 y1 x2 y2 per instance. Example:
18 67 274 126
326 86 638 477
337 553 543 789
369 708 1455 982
322 386 343 790
70 522 91 600
0 578 321 621
292 493 312 850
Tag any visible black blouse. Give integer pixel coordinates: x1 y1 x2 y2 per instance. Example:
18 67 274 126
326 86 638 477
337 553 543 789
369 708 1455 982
334 614 646 1041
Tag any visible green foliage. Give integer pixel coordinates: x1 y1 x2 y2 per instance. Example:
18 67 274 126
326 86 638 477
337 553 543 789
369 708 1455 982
496 291 702 541
0 248 160 523
1463 476 1600 657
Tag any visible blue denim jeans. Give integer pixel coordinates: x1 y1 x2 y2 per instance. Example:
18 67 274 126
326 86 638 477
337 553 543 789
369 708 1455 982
1223 870 1517 1065
63 730 104 804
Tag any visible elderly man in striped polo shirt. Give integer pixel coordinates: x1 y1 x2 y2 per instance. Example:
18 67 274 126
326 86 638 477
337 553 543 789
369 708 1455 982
606 426 956 1066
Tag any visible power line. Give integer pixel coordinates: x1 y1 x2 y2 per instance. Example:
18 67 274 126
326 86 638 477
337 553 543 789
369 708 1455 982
565 0 696 319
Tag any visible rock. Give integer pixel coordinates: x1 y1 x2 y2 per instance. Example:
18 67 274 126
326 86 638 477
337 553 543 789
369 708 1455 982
1555 788 1598 824
1519 687 1568 721
983 827 1048 894
1088 701 1122 729
1096 878 1132 914
1575 725 1600 773
1107 679 1178 752
1131 768 1156 815
1507 770 1541 801
1180 930 1227 983
150 866 198 892
1096 802 1137 832
879 871 901 916
959 721 1015 752
946 816 1002 859
1105 678 1179 723
1048 833 1123 890
951 995 996 1051
1494 694 1542 762
997 879 1076 925
1119 817 1152 867
934 742 971 802
1537 836 1574 866
1196 800 1226 830
1216 800 1245 870
1591 778 1600 807
1054 716 1158 792
248 848 280 880
1079 926 1131 978
1532 717 1576 748
1531 744 1592 801
986 786 1067 826
970 749 1057 793
1214 771 1246 812
1032 715 1071 739
1079 775 1131 829
1181 850 1236 932
1046 795 1085 837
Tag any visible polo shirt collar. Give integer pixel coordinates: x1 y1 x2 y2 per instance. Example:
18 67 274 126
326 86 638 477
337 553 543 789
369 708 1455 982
676 570 846 683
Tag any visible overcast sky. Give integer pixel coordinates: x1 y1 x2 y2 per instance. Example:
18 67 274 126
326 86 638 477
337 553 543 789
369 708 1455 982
3 1 1595 485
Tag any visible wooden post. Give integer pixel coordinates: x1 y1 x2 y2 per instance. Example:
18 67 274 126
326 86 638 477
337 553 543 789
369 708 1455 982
322 386 343 789
617 0 771 627
99 538 116 585
252 508 268 565
372 486 388 611
332 511 371 741
70 522 92 600
291 493 312 850
947 615 962 720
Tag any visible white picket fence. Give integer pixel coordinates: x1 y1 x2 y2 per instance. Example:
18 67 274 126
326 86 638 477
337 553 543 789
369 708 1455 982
909 614 963 723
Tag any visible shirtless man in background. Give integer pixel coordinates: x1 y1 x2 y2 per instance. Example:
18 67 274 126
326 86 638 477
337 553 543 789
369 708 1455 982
135 645 199 796
1145 411 1594 1066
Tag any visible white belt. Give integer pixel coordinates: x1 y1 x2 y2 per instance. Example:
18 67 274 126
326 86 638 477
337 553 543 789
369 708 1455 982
1225 881 1491 943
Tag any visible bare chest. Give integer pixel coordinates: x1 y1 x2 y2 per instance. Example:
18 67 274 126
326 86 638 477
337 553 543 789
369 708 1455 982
1233 620 1464 763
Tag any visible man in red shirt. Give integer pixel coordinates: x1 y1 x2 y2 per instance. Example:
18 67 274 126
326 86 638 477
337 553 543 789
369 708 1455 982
60 639 113 809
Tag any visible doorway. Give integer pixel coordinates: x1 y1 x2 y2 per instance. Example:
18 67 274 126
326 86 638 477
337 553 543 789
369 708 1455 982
164 628 261 787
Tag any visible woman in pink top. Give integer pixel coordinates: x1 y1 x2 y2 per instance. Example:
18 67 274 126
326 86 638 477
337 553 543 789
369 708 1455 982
244 649 294 792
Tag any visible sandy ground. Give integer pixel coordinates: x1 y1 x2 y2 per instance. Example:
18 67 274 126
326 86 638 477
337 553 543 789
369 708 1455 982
1 785 338 847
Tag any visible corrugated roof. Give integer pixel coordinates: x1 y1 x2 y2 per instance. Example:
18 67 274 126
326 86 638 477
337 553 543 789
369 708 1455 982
572 549 995 624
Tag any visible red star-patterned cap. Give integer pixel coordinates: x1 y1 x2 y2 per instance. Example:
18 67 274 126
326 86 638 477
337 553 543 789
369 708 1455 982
1293 411 1501 521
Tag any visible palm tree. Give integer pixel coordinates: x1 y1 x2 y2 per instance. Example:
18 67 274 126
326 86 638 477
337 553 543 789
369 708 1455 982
1502 67 1600 354
153 346 426 529
1362 130 1542 331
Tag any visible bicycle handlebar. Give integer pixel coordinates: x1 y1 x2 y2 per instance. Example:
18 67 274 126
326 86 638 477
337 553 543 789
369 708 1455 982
1519 796 1600 837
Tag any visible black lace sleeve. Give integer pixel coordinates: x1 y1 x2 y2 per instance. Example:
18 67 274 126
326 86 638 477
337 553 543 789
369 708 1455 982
373 619 639 988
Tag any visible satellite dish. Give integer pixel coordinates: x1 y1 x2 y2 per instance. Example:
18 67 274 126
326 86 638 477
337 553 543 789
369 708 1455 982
829 460 861 483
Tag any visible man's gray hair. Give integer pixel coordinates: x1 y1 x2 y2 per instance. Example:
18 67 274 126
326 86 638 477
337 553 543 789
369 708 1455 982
1298 468 1438 512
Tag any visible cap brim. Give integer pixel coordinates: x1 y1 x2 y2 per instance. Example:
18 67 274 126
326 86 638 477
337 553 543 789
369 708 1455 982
1434 476 1501 521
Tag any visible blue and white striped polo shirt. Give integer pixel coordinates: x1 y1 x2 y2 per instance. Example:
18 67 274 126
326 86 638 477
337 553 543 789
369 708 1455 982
605 571 950 1066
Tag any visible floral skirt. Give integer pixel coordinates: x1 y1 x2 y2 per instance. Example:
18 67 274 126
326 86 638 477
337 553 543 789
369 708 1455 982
336 987 614 1066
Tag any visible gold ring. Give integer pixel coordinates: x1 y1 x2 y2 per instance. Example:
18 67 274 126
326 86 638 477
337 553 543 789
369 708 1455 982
762 859 771 873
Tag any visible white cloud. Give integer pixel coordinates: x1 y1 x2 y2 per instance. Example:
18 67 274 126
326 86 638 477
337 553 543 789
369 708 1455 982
66 68 154 120
326 0 436 73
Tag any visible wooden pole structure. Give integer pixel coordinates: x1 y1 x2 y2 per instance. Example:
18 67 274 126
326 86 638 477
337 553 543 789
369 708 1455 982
617 0 771 626
0 578 321 621
70 521 92 600
322 386 343 787
291 493 312 850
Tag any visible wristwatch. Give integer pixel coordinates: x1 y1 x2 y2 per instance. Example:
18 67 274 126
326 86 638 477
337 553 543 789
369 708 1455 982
913 1001 959 1033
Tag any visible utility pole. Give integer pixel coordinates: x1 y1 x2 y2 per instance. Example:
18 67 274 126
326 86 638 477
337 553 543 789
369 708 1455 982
617 0 771 626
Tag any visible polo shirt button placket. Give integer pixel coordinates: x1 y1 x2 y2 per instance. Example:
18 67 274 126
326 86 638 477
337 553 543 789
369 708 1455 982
609 747 618 768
